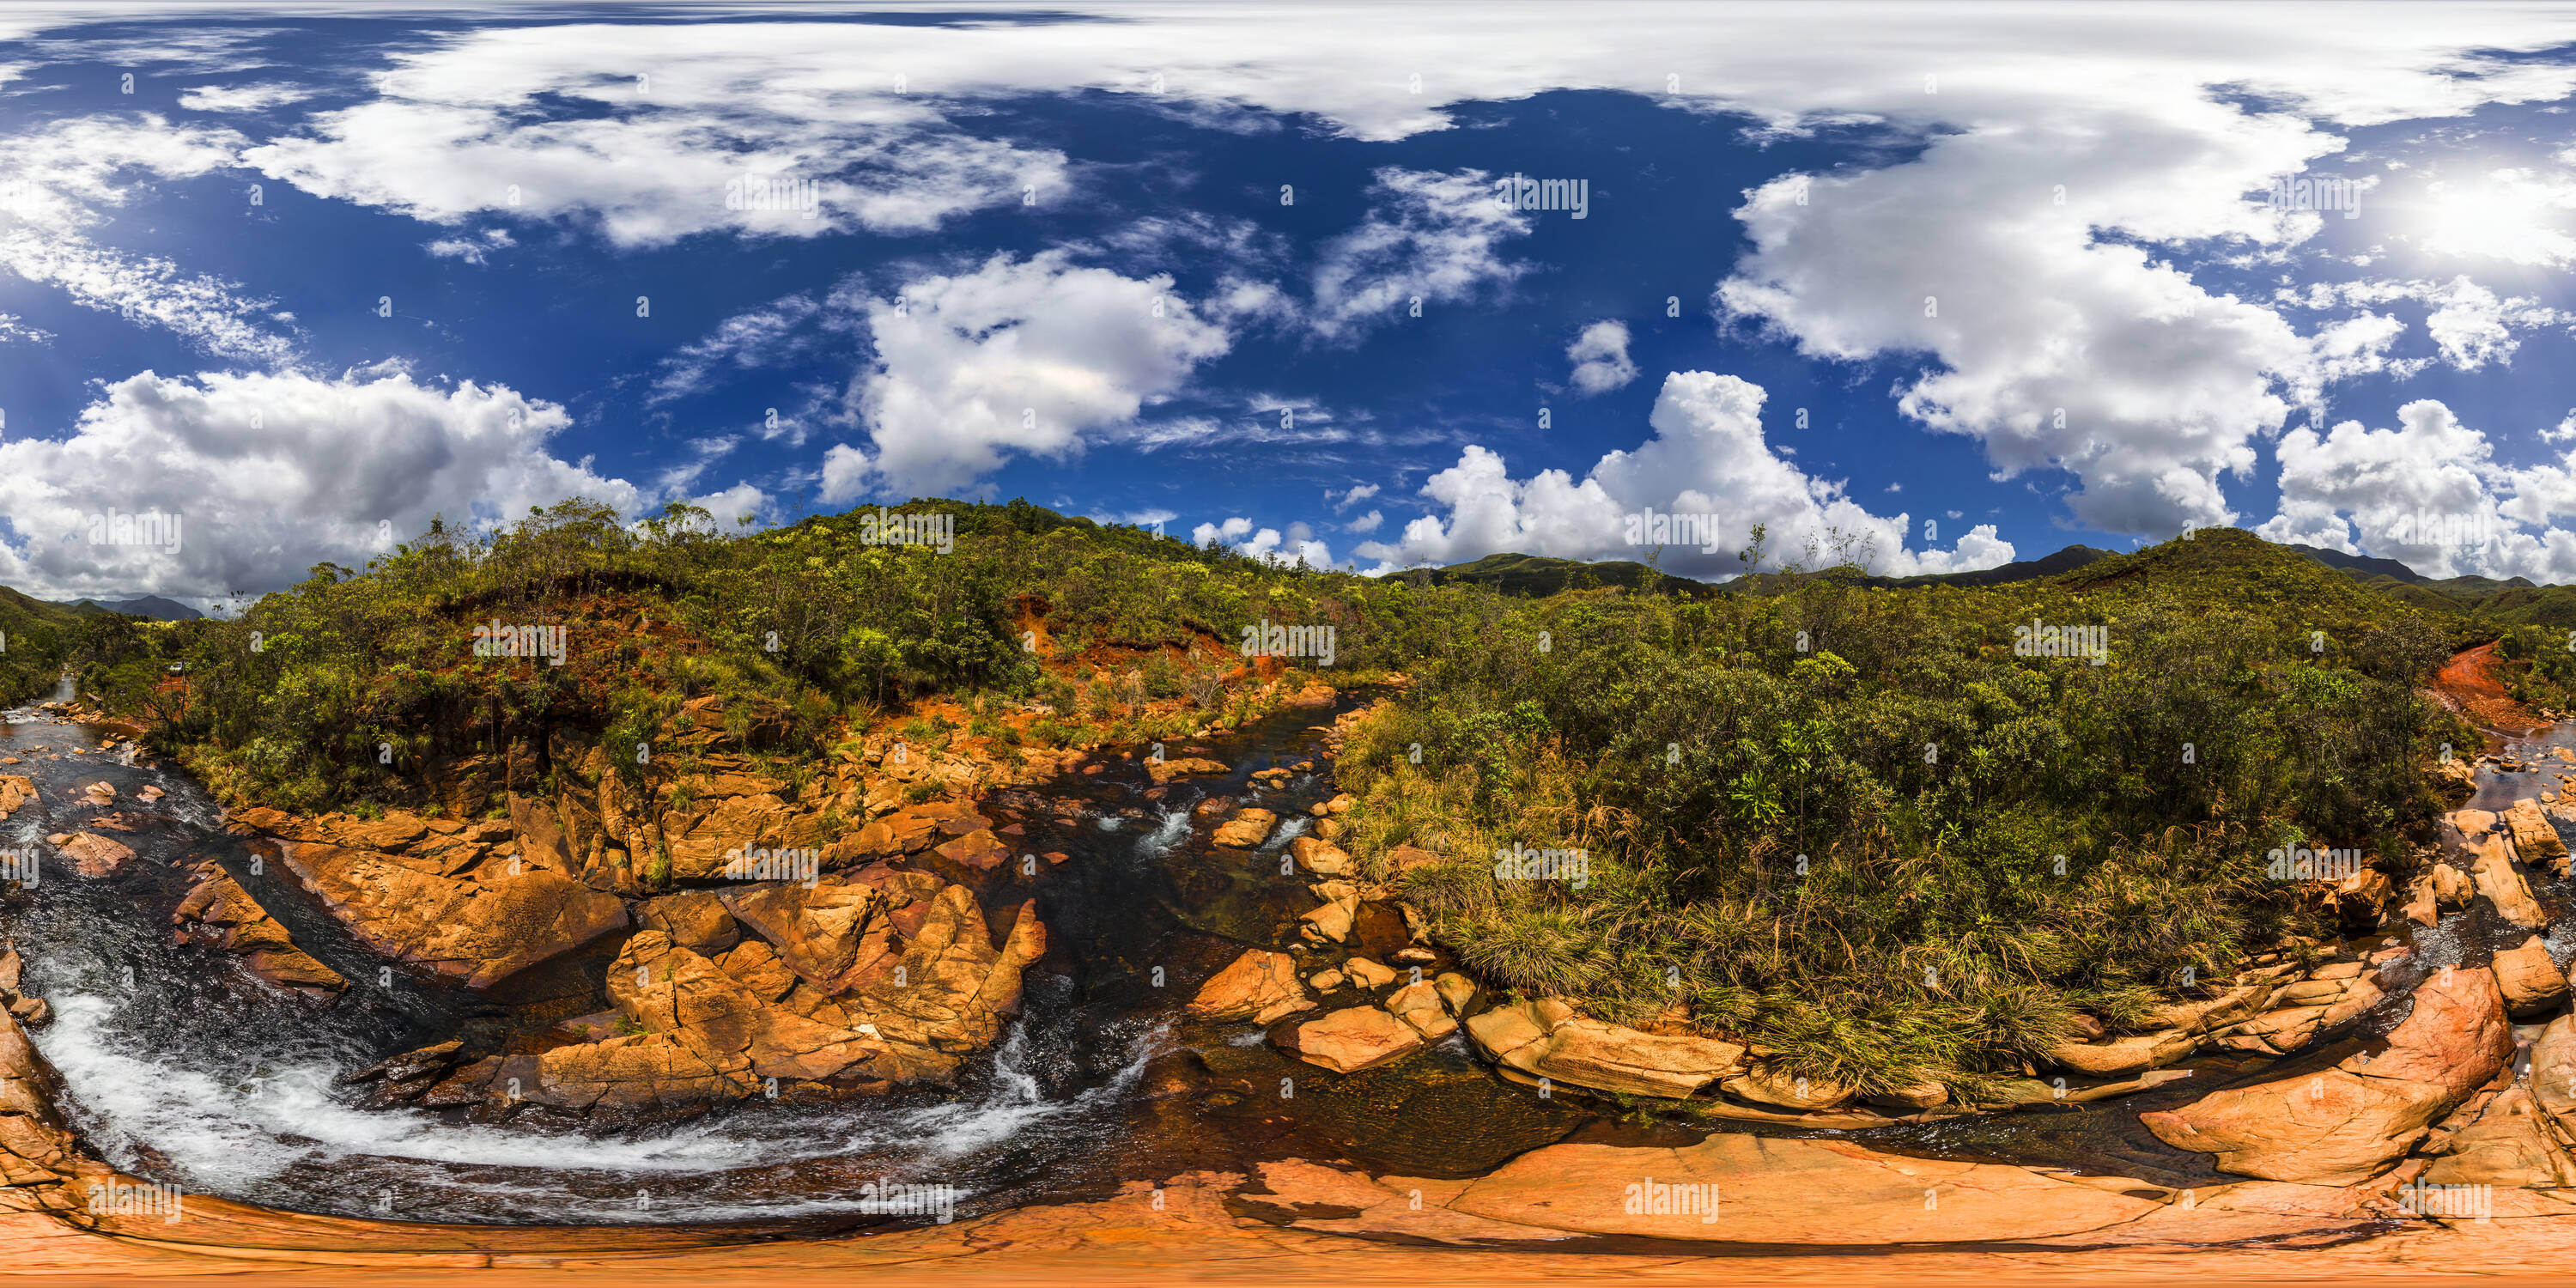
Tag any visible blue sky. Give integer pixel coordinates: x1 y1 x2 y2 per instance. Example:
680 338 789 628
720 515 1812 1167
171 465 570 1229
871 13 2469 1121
1 2 2573 609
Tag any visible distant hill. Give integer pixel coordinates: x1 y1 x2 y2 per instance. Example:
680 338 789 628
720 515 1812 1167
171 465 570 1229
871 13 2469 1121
1425 552 1717 597
53 595 202 621
2279 543 2576 629
1425 535 2576 635
1431 543 2116 598
0 586 88 634
2287 543 2436 585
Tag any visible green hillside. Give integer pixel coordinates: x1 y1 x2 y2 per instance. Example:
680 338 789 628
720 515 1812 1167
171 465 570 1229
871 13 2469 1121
0 586 85 706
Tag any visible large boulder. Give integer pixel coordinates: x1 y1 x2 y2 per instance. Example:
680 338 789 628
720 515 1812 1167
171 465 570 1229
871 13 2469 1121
2458 819 2548 928
1467 999 1746 1099
1287 836 1352 877
54 833 135 878
1145 756 1229 785
2048 1029 2198 1077
2142 963 2515 1182
1385 981 1456 1038
0 776 32 822
1277 1005 1423 1073
1722 1063 1856 1111
2502 799 2569 868
2530 1013 2576 1140
1186 949 1314 1026
173 860 345 993
383 873 1046 1121
277 840 627 988
2420 1087 2576 1188
2490 937 2569 1019
2403 862 2476 925
1212 808 1278 849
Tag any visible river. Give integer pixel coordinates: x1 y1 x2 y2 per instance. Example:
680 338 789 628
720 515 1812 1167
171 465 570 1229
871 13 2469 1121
0 683 2561 1234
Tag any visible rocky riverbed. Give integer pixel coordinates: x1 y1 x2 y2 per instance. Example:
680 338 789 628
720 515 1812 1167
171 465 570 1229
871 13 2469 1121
6 682 2576 1279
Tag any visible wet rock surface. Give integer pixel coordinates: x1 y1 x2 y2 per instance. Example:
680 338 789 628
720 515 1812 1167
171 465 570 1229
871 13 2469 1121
354 870 1050 1122
233 805 630 989
2142 963 2516 1183
170 860 345 994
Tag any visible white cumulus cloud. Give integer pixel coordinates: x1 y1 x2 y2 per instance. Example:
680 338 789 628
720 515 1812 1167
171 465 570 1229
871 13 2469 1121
1356 371 2014 580
824 251 1231 499
1566 320 1637 395
0 366 641 603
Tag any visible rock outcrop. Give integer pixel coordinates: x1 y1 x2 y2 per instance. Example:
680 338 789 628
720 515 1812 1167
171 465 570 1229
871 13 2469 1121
1186 949 1314 1026
2050 976 2280 1074
2210 963 2383 1057
2450 809 2549 927
360 868 1045 1121
172 860 345 993
1276 1005 1423 1073
2490 937 2568 1019
2419 1087 2576 1188
2501 799 2569 869
0 1006 80 1189
0 947 49 1029
234 807 628 989
1444 1134 2166 1243
51 833 134 879
1212 808 1278 849
2142 963 2515 1182
1467 999 1747 1099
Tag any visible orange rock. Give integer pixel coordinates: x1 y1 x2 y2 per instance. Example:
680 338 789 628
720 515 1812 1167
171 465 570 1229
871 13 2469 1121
172 861 345 993
55 833 134 878
2142 962 2513 1182
277 840 626 988
1467 999 1746 1098
1185 949 1314 1025
1277 1005 1423 1073
1212 808 1278 848
933 828 1012 872
2490 935 2568 1019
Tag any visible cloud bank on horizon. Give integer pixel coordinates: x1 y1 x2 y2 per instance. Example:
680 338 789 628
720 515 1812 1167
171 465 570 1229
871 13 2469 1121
0 2 2572 609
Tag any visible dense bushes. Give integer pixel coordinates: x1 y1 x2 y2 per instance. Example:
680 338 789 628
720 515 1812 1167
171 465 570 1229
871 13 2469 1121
130 498 1472 811
1334 531 2466 1096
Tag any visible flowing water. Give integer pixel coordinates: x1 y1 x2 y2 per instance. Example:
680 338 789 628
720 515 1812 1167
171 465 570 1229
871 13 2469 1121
2 679 2563 1230
0 691 1583 1229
